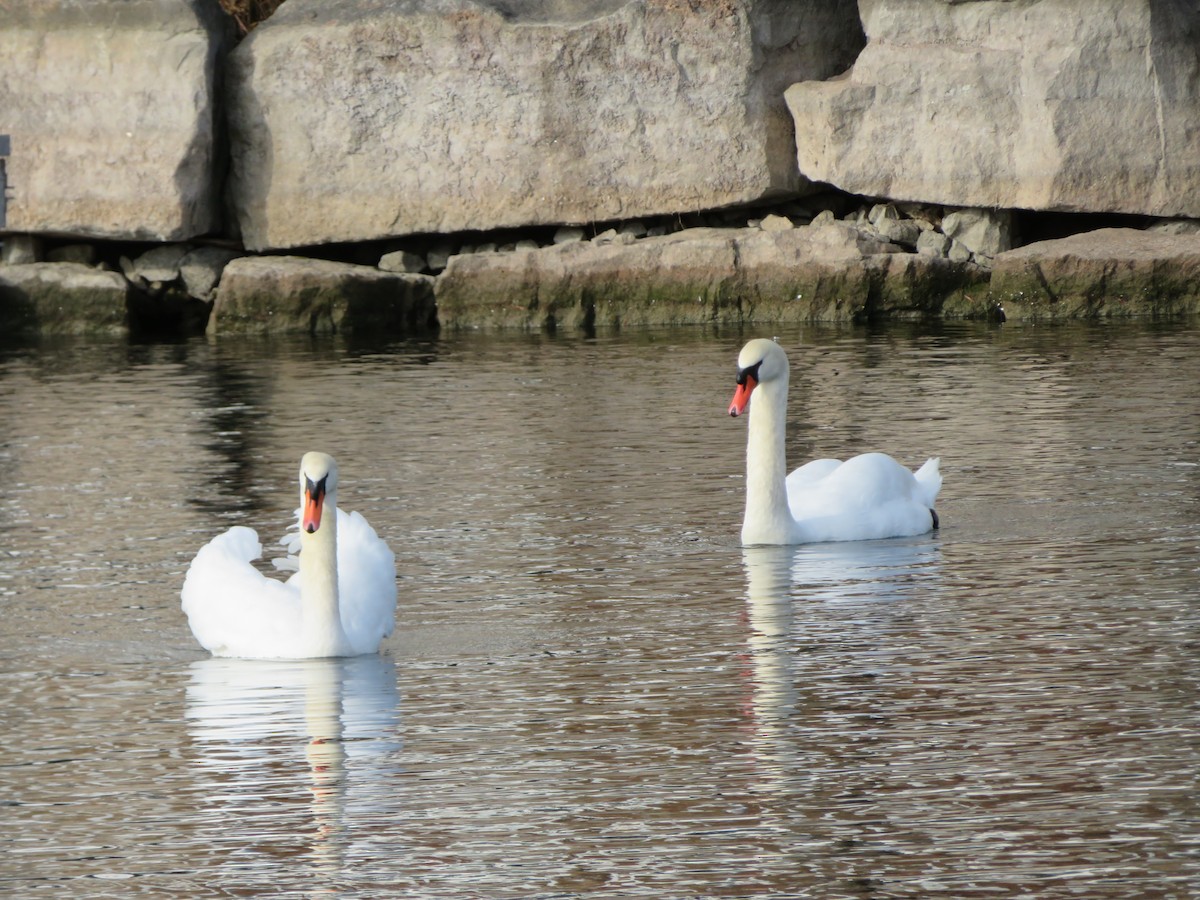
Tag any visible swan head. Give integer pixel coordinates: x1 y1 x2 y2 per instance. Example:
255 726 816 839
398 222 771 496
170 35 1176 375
299 452 338 534
729 339 788 417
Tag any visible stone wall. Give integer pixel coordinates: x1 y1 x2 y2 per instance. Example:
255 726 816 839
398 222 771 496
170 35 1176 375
2 0 1199 335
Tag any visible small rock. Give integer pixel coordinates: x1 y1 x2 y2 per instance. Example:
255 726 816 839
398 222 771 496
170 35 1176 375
868 203 901 226
592 228 620 243
426 241 455 273
180 247 242 300
514 239 541 252
760 214 795 232
876 217 921 247
942 208 1013 257
553 226 586 244
618 221 648 238
379 249 426 274
916 230 951 258
947 239 973 263
133 244 190 283
810 209 837 227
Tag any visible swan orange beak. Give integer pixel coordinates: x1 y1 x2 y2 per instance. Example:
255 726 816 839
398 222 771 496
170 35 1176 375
729 375 756 417
303 478 326 533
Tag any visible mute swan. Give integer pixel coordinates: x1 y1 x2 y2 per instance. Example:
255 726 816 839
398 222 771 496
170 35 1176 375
728 339 942 546
182 452 396 659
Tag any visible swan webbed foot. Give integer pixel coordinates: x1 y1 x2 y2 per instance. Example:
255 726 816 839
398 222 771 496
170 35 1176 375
930 508 940 530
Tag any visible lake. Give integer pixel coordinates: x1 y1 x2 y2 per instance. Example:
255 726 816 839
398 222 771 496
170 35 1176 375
1 320 1197 897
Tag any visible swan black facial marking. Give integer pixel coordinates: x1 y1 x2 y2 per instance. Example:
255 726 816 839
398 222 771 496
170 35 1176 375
306 474 328 500
737 361 762 385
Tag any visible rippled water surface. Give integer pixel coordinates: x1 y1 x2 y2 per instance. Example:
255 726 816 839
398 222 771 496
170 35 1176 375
2 322 1198 898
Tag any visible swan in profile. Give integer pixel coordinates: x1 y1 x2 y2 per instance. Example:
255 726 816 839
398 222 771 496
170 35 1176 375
728 338 942 546
182 452 396 659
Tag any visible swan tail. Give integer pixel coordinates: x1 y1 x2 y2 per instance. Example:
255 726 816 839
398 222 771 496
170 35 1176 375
913 457 942 509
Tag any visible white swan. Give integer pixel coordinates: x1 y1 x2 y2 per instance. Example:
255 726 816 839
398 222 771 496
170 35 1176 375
182 452 396 659
728 338 942 545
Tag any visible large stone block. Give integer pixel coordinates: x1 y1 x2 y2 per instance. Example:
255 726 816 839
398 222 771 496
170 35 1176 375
785 0 1200 217
209 256 436 334
989 228 1200 319
226 0 864 250
0 1 230 240
0 263 130 335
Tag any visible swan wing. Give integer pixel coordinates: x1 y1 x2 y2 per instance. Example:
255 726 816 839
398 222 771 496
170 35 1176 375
787 453 939 542
181 526 302 658
786 458 843 490
335 507 397 653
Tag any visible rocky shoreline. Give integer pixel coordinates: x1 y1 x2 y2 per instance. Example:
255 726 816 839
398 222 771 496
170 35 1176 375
4 198 1200 338
3 1 1200 337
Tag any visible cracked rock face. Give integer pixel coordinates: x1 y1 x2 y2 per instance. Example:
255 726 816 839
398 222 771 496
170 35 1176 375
225 0 863 250
0 1 230 240
785 0 1200 217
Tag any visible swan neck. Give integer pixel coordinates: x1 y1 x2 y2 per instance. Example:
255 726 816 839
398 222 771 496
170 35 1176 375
743 378 796 543
299 499 345 652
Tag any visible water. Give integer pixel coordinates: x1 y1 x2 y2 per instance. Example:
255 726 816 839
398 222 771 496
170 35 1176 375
1 322 1197 898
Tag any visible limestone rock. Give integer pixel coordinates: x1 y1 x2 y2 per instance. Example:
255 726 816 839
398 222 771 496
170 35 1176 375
132 245 191 285
942 209 1013 258
0 1 231 240
916 230 950 258
553 227 587 245
947 240 973 264
210 256 436 335
180 247 242 301
875 217 922 248
990 228 1200 319
785 0 1200 217
0 263 129 334
379 250 427 274
226 0 864 250
760 215 795 233
435 221 985 329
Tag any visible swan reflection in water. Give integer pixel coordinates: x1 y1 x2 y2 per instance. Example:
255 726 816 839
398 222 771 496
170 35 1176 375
740 538 942 792
185 654 401 883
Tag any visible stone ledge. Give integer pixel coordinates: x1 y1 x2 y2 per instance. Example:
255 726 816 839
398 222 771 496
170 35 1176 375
434 221 991 330
0 263 129 335
3 223 1199 337
990 229 1200 320
208 256 437 335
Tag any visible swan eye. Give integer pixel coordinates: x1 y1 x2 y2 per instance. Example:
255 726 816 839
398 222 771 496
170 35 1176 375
736 361 762 386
